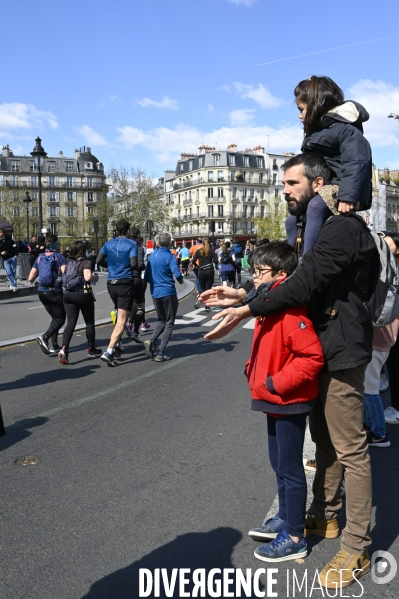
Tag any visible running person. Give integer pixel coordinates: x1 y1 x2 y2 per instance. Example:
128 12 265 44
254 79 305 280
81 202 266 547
179 243 190 276
125 227 145 343
192 237 217 311
96 219 138 367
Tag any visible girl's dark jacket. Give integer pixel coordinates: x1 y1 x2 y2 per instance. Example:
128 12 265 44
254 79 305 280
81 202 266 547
302 101 372 209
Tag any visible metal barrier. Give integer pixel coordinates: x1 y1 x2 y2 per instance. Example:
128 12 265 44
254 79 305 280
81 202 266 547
0 254 31 283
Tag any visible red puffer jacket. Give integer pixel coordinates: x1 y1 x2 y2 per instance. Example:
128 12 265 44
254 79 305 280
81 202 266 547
245 279 324 407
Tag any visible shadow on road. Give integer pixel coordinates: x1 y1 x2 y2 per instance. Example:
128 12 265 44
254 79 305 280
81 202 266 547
80 527 267 599
0 364 101 393
0 415 48 451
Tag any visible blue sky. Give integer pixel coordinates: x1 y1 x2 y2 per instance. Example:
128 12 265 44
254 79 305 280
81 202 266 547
1 0 399 177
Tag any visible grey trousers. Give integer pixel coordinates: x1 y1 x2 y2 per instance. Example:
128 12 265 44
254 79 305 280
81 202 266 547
151 294 179 353
309 365 372 554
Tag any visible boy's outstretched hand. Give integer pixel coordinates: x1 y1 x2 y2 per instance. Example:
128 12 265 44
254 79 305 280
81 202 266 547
199 285 246 307
204 305 252 340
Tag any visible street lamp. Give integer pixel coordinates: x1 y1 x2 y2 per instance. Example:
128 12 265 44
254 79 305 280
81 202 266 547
23 192 32 240
30 136 47 233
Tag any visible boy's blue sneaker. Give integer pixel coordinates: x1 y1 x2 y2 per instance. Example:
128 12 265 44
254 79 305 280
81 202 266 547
254 530 307 563
248 515 286 540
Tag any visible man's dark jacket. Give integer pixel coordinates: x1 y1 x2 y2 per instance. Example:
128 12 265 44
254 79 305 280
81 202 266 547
248 214 380 371
0 235 17 259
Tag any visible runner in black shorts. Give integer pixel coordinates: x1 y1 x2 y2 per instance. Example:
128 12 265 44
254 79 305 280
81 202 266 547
125 229 146 343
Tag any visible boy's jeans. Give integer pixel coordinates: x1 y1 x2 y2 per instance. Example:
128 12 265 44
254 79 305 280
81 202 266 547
364 393 386 438
4 256 17 288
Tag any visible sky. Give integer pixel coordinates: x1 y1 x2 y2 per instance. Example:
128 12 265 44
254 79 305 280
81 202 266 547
1 0 399 178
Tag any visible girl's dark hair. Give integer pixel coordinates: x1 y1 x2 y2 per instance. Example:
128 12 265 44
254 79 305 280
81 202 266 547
69 240 86 259
382 231 399 249
0 228 7 236
295 75 344 135
252 241 297 276
223 241 231 256
200 237 211 257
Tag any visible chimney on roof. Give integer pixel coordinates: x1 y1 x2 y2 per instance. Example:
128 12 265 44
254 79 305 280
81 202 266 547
227 143 237 152
59 151 63 158
2 145 10 157
253 145 264 154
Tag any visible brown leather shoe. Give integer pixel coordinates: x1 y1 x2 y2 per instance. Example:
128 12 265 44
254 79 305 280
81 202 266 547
305 514 339 538
319 549 370 588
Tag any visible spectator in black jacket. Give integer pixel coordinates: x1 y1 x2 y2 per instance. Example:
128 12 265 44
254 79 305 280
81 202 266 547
201 152 380 590
0 228 18 291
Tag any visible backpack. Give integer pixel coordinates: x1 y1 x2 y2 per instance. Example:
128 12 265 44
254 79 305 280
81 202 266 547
233 244 243 258
38 253 58 287
221 252 232 265
62 258 85 291
366 231 399 328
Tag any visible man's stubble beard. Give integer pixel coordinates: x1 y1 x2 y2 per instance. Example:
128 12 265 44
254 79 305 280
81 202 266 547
285 184 315 217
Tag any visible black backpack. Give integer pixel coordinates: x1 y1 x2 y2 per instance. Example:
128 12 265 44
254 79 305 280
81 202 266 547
62 258 85 291
221 252 232 265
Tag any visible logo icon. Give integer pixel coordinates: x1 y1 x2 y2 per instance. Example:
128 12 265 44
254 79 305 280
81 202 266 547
371 551 397 585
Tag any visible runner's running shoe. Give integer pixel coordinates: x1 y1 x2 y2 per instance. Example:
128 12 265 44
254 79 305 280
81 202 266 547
58 348 69 364
101 351 118 367
88 347 102 358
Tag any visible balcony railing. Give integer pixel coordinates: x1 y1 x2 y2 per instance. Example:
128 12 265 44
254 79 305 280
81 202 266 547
173 178 203 190
0 180 106 189
183 199 192 206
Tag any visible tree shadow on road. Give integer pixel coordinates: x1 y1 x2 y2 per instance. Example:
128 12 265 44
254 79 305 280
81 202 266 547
80 527 266 599
0 415 47 452
0 364 101 393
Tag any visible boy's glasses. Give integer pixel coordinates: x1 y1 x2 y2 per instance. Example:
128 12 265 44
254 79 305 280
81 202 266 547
253 268 273 278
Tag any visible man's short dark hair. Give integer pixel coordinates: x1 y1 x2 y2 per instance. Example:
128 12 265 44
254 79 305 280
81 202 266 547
252 241 297 276
116 219 131 236
130 226 140 239
282 153 332 185
46 234 58 246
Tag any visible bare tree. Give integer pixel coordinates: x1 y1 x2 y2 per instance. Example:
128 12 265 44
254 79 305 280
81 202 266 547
0 186 27 240
108 166 170 233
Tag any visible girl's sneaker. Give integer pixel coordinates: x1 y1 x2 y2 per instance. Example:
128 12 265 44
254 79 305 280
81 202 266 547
140 322 151 331
254 530 307 563
248 516 286 540
58 347 69 365
384 406 399 424
88 347 102 359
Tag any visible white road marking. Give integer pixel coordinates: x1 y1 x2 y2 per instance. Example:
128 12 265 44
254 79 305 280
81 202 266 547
95 290 108 295
28 306 44 310
242 319 256 329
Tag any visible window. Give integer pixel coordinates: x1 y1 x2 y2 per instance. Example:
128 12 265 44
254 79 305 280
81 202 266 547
177 210 181 219
197 207 200 217
185 209 187 217
259 173 263 184
275 188 279 198
273 173 277 184
250 206 255 217
67 206 75 217
232 187 237 199
196 189 199 200
260 206 265 217
208 205 214 217
48 176 55 187
273 159 278 170
251 221 255 232
67 191 74 201
178 193 181 203
218 187 223 199
189 160 193 171
66 177 73 187
249 172 253 183
189 208 192 217
243 205 248 217
228 154 236 167
65 162 73 173
11 160 20 171
49 192 57 202
243 156 249 168
197 172 201 182
31 191 38 200
218 205 224 217
213 154 220 166
29 161 36 172
242 171 246 182
260 189 265 199
87 177 93 188
49 206 57 217
87 206 95 215
88 192 94 201
47 162 55 172
31 176 38 187
32 206 39 216
243 187 247 199
185 192 187 201
208 188 213 198
198 156 204 168
179 163 184 172
208 171 214 182
11 176 18 187
230 170 236 181
218 170 223 181
250 188 255 198
68 222 74 235
13 206 20 216
50 223 57 234
257 157 263 169
232 204 237 215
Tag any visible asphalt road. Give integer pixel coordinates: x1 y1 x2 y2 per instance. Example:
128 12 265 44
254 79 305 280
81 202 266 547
1 292 398 599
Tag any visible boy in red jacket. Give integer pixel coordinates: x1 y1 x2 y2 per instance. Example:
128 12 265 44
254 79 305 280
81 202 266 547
244 242 324 563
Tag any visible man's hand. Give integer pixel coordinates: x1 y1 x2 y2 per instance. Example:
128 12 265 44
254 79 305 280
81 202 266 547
337 201 355 214
204 305 253 340
199 285 246 307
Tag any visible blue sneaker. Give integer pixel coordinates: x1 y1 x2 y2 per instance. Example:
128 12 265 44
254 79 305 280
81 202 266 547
248 516 286 540
254 530 307 563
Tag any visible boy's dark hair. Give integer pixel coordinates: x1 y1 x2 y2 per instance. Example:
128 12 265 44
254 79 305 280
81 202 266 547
45 234 58 246
116 219 131 236
69 240 86 259
252 241 297 276
295 75 344 135
130 226 140 239
282 152 332 185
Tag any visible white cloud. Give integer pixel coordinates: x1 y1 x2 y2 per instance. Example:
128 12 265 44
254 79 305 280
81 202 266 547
136 96 180 110
117 122 302 162
0 103 58 135
227 0 257 6
97 95 121 109
229 108 255 126
346 79 399 148
234 83 282 109
207 103 215 112
75 125 108 146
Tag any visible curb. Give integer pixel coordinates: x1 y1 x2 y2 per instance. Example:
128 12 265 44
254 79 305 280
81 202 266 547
0 280 195 349
0 285 38 300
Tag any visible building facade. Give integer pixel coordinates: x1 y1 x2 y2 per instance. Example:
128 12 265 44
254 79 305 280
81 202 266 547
378 168 399 233
160 144 291 243
0 144 107 243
